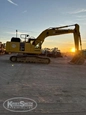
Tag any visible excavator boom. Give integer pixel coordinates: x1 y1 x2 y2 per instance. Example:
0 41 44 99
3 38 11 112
33 24 81 51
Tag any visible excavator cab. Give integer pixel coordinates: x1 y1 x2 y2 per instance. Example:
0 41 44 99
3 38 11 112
11 37 21 42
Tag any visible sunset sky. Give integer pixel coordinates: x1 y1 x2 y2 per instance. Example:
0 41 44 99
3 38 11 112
0 0 86 52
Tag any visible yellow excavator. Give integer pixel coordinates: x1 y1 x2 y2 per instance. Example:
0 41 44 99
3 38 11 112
6 24 84 64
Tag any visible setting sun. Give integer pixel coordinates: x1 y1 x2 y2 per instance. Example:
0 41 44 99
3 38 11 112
71 48 76 52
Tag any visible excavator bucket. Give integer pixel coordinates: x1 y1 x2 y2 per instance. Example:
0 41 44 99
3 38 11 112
69 52 85 65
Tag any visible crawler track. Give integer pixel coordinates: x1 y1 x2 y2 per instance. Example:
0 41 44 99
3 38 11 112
10 55 50 64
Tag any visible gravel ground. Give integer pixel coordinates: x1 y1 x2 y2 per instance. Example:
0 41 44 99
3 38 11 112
0 54 86 115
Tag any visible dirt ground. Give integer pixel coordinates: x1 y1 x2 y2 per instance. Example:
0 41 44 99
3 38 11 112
0 54 86 115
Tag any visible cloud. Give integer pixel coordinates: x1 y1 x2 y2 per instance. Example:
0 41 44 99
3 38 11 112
7 0 18 6
18 31 28 35
68 9 86 14
75 18 86 21
22 10 27 13
5 31 28 35
76 15 86 18
6 31 15 35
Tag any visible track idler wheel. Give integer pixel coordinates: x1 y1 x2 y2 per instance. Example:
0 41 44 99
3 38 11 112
10 56 17 62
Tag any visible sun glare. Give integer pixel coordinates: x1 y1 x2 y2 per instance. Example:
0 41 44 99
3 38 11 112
71 48 76 52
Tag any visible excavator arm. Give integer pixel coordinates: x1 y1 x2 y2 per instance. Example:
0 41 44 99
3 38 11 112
33 24 82 52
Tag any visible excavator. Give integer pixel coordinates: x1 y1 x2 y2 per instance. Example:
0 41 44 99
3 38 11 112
6 24 85 64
